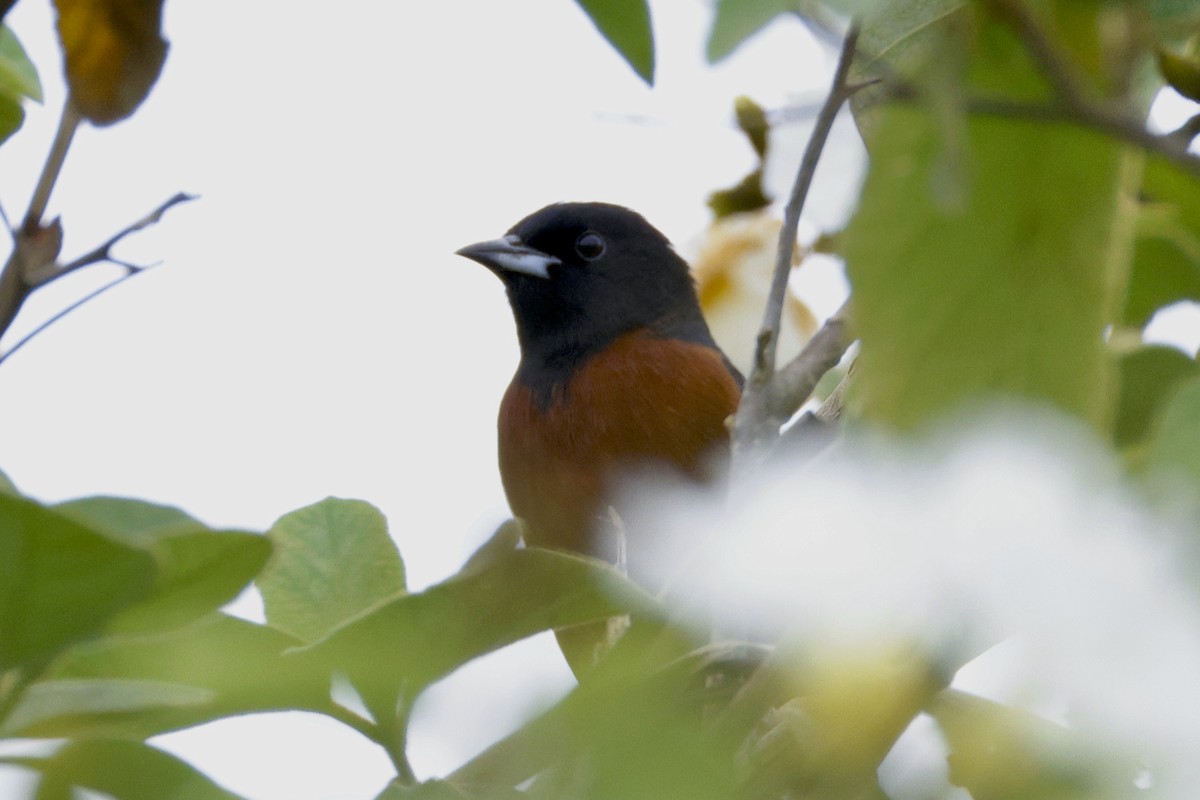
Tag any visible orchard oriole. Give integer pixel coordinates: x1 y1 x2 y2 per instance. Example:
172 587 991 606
458 202 742 669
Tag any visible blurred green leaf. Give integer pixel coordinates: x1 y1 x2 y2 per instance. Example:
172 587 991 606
302 548 663 723
1123 155 1200 327
55 496 271 634
1147 377 1200 492
22 739 245 800
1114 345 1198 447
0 494 156 671
459 519 522 576
376 780 469 800
0 26 40 102
0 467 17 495
849 0 969 143
450 626 746 799
1 678 212 737
258 497 404 643
54 496 199 540
706 0 797 64
45 613 326 738
0 93 21 145
843 8 1133 430
1148 0 1200 39
856 0 965 69
931 689 1140 800
573 0 654 84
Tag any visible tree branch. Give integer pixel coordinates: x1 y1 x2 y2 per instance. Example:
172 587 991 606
766 299 853 422
25 192 195 287
884 85 1200 176
0 264 152 367
732 23 861 474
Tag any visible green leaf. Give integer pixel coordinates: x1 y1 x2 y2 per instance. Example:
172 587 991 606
0 467 17 495
706 0 797 64
301 548 663 722
24 739 245 800
1146 377 1200 492
0 93 21 145
375 780 468 800
855 0 966 70
848 0 970 142
1122 155 1200 327
55 496 271 634
46 613 327 737
0 26 41 102
258 497 404 643
843 9 1133 430
1113 345 1199 448
930 689 1141 799
0 494 157 670
54 496 200 541
0 678 212 737
572 0 654 84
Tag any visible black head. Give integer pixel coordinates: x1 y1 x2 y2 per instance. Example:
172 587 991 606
457 202 719 383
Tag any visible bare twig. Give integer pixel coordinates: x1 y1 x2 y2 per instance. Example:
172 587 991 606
766 299 853 421
753 24 859 380
26 192 196 287
0 263 156 367
732 23 861 474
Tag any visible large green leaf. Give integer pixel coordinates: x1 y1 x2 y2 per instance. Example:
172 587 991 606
19 739 245 800
0 493 156 670
572 0 654 84
0 678 212 737
301 548 663 722
843 8 1134 430
258 497 404 643
42 613 327 738
55 496 271 634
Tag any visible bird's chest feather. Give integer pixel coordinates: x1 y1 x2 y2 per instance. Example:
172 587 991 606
497 330 740 553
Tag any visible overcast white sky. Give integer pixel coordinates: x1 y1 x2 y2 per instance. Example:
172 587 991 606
0 2 1196 798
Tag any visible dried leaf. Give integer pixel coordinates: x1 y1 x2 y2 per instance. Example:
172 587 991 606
54 0 168 125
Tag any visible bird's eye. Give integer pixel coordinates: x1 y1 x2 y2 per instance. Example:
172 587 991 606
574 232 606 261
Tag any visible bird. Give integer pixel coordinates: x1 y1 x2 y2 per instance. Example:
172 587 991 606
457 202 743 671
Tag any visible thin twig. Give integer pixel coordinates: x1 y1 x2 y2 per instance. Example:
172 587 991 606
882 82 1200 176
0 264 154 367
26 192 196 287
732 23 861 474
754 24 860 380
765 299 853 421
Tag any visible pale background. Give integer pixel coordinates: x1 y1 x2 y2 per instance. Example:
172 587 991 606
0 2 1195 798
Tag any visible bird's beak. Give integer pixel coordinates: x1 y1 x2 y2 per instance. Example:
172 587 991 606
455 234 559 280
